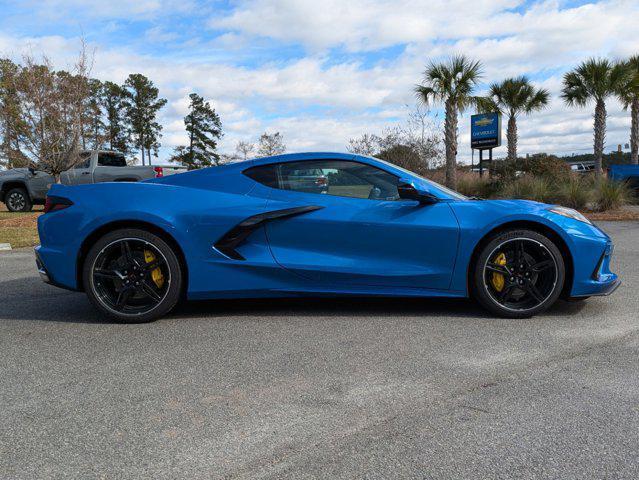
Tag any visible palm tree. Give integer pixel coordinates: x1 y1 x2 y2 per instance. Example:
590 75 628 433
619 55 639 165
561 58 630 177
480 76 549 162
415 55 483 189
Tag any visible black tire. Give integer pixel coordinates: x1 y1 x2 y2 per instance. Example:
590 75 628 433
5 187 32 212
82 228 182 323
472 229 565 318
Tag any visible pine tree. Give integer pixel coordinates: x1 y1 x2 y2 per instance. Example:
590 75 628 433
171 93 222 169
0 58 28 168
100 81 130 154
83 78 105 150
122 73 166 165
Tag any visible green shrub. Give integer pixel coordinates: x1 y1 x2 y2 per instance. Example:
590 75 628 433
521 154 571 181
456 172 498 198
557 175 592 209
500 175 553 202
593 178 634 211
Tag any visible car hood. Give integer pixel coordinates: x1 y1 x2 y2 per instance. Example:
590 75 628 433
472 198 549 213
0 168 29 179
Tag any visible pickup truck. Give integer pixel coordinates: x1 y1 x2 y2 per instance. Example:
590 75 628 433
0 150 186 211
608 164 639 191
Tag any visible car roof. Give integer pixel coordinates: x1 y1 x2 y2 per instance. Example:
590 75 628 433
246 152 358 167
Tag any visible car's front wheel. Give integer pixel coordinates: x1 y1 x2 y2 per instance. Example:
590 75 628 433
5 187 32 212
472 229 565 318
82 228 183 323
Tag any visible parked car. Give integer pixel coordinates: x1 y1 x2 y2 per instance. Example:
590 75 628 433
570 163 595 174
0 150 186 212
35 152 619 323
608 164 639 191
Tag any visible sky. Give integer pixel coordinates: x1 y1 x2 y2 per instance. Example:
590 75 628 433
1 0 638 164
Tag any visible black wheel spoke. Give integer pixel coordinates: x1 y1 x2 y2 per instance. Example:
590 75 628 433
94 269 120 280
140 280 162 302
498 285 515 303
525 281 545 303
120 241 133 264
115 288 132 308
486 263 511 275
515 241 527 266
531 259 554 272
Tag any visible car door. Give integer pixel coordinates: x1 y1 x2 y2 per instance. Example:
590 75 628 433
245 159 460 290
94 152 129 182
61 152 93 185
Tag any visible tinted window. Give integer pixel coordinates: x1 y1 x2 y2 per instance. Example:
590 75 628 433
98 153 127 167
73 152 92 169
244 164 278 188
245 160 399 200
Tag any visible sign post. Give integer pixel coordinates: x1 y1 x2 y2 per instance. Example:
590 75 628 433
471 112 501 177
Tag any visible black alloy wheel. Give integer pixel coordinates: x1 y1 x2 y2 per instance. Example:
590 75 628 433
83 229 182 322
473 229 565 318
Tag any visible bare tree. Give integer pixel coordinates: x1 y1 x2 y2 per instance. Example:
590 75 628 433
235 140 255 160
13 43 92 182
401 103 443 169
347 133 378 156
257 131 286 157
346 104 443 175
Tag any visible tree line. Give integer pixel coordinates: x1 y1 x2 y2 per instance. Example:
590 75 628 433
0 50 172 178
0 47 290 176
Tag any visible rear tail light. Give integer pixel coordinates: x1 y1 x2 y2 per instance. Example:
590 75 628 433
154 166 164 178
43 196 73 214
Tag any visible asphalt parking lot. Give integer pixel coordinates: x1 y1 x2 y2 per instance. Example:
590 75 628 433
1 221 638 479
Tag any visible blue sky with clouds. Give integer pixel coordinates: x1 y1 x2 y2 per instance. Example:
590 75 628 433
1 0 638 163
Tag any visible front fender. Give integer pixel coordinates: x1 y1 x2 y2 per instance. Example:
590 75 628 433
448 201 609 296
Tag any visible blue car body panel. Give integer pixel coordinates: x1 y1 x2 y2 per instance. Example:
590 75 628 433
36 152 619 301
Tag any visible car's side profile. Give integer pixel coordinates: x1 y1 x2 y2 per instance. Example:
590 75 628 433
35 152 619 322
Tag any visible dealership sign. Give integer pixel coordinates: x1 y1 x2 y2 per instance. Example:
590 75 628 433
471 112 502 149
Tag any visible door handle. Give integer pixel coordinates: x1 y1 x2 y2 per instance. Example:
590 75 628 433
81 172 90 175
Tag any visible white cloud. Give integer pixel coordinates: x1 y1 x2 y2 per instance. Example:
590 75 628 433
1 0 638 163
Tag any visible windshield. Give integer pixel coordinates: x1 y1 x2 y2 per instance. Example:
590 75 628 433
367 156 468 200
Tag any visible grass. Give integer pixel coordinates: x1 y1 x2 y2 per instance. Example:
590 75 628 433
0 206 42 248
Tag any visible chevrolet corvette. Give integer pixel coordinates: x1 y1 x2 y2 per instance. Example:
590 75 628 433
35 152 619 322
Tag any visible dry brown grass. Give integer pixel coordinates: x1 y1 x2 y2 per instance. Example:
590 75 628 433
0 204 42 248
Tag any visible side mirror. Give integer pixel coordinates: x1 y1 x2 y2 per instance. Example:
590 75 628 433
28 166 36 176
397 179 438 205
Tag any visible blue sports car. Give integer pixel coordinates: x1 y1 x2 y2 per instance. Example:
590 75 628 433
35 152 619 322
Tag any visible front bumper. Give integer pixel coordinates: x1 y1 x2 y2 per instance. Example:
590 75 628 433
570 238 619 297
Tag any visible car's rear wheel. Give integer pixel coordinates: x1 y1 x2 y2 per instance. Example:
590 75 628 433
472 229 565 318
82 228 182 323
5 187 32 212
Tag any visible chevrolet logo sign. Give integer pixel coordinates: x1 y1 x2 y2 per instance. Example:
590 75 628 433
474 117 494 127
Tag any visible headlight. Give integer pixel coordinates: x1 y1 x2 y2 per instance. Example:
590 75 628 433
548 206 592 225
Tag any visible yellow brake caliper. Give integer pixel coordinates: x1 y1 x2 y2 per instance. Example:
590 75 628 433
144 250 165 289
491 252 507 292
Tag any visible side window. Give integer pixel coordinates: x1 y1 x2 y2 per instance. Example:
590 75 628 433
73 152 92 169
244 164 278 188
244 160 399 200
98 153 126 167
